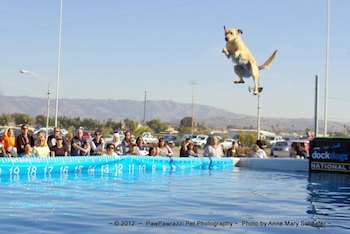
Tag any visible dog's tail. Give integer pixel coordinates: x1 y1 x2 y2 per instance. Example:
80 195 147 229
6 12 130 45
258 50 277 70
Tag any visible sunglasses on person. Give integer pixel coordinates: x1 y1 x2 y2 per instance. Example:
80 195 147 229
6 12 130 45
107 146 115 149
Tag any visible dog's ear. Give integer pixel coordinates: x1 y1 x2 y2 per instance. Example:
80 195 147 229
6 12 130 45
238 29 243 34
223 25 226 31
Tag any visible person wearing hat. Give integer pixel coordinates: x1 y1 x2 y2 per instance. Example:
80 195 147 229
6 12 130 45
47 127 68 151
50 135 68 156
16 124 35 155
90 129 105 155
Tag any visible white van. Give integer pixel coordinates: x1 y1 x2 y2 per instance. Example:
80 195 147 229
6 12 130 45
265 135 284 147
193 135 209 149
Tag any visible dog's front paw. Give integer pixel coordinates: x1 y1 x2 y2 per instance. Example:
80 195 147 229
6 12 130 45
222 48 230 56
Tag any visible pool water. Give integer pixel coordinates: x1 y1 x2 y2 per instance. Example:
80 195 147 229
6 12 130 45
0 167 349 233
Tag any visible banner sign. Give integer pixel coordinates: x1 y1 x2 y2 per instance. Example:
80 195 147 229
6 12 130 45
0 156 235 179
309 138 350 174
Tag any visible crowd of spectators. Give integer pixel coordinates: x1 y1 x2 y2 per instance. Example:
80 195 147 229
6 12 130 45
0 125 269 158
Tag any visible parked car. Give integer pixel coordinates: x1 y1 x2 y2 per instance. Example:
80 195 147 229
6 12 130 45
193 134 209 149
60 128 69 136
34 127 54 135
270 141 291 157
265 135 285 147
290 139 310 158
163 135 179 148
181 134 198 145
141 132 159 145
219 138 237 150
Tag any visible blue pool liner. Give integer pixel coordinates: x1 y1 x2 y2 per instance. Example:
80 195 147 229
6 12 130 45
0 156 236 177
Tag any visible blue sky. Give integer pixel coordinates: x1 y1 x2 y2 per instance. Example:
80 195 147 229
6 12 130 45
0 0 349 122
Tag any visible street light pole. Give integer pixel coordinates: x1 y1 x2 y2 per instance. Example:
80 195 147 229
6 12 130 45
19 69 50 139
315 75 319 138
55 0 63 127
324 0 330 136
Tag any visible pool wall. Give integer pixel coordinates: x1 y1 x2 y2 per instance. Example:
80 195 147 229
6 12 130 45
0 156 311 178
236 158 309 172
0 156 237 178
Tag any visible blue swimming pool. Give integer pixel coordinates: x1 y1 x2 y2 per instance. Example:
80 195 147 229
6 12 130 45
0 159 349 234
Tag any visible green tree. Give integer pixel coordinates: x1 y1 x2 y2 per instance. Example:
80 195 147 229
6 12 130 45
124 118 138 132
238 130 257 147
0 114 12 125
11 113 33 125
180 117 192 128
134 126 151 138
196 122 209 134
146 119 169 133
105 119 122 130
49 117 55 127
100 126 113 138
35 115 47 127
58 116 79 129
81 118 101 130
179 126 192 134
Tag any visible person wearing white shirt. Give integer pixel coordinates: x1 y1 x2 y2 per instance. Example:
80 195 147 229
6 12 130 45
203 136 224 157
249 144 268 158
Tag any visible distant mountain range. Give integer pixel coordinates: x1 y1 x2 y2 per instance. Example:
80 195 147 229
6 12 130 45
0 95 348 133
0 95 233 122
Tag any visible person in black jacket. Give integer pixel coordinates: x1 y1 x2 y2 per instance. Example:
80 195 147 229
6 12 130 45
16 124 35 155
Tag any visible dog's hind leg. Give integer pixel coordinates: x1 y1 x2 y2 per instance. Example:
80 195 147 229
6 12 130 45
233 65 245 84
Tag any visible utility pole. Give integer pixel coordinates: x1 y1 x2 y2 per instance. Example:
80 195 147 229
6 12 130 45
143 90 147 124
257 91 261 140
190 81 197 135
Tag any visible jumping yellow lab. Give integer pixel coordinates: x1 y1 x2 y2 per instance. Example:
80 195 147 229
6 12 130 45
222 26 277 95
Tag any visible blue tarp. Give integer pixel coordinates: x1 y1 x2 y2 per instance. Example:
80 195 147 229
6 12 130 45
0 156 235 178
